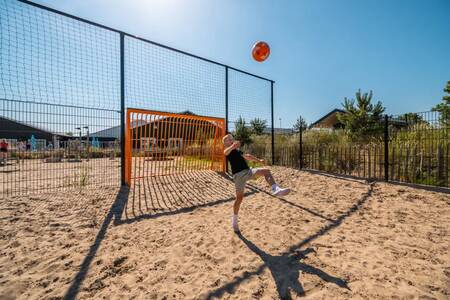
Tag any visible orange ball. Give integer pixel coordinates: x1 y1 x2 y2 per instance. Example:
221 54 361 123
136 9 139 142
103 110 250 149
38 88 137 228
252 41 270 62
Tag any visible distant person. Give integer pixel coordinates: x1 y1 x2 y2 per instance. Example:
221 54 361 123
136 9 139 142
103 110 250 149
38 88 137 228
223 134 290 233
17 141 26 164
17 141 24 151
0 139 9 165
18 141 26 152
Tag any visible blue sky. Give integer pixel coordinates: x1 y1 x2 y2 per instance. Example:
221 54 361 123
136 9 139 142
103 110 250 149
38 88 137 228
5 0 450 128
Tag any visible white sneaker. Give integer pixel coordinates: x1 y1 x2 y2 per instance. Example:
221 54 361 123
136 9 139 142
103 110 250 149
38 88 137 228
272 186 290 196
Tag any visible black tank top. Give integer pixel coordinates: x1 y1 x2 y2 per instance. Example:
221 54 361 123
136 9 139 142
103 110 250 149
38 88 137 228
227 149 249 174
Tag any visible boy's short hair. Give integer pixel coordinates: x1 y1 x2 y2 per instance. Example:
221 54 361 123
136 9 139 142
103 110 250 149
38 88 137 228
222 134 233 144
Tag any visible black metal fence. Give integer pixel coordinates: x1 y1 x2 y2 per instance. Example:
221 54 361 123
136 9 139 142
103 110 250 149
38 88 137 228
273 111 449 188
388 111 449 186
0 0 274 196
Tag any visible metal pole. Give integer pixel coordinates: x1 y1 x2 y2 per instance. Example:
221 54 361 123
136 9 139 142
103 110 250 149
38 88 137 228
225 67 229 173
120 33 126 185
384 114 389 181
225 66 229 134
271 82 275 165
299 125 303 169
84 126 89 161
76 127 81 160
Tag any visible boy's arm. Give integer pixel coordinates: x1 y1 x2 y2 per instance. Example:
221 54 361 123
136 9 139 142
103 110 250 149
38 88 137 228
243 153 265 163
223 141 240 156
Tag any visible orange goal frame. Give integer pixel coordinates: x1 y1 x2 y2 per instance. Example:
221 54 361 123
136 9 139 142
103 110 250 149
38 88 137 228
124 108 226 186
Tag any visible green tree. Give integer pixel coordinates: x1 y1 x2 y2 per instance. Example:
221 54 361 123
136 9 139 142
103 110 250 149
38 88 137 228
337 90 385 139
293 116 307 132
250 118 267 135
432 81 450 126
398 112 425 125
180 110 195 116
234 116 252 146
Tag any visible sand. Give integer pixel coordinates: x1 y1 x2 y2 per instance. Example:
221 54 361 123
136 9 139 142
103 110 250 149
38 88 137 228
0 158 120 196
0 166 449 299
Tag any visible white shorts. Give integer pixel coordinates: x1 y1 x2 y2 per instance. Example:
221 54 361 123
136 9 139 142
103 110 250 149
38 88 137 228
232 168 260 193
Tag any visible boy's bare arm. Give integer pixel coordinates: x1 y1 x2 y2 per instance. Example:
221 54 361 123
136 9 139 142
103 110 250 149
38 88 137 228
243 153 264 163
224 141 240 156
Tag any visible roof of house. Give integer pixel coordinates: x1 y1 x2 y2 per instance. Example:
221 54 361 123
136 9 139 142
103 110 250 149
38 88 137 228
309 109 346 129
90 111 212 139
90 119 148 139
0 116 69 138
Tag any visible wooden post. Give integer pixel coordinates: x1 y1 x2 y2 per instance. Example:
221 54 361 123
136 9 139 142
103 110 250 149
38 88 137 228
391 145 395 181
358 146 361 177
446 142 449 187
437 144 444 186
384 115 389 181
404 145 411 182
318 146 322 170
299 130 303 169
372 144 375 179
405 145 410 182
398 144 402 181
412 146 417 183
374 144 377 179
428 143 432 185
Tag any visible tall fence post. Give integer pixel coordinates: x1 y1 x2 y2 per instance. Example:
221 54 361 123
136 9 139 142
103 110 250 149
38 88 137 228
271 81 275 165
384 114 389 181
120 33 125 185
225 66 229 134
299 125 303 169
225 66 229 173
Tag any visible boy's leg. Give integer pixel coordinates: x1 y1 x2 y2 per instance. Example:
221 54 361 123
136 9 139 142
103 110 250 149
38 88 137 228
253 168 290 196
232 191 244 232
253 168 275 186
233 191 244 215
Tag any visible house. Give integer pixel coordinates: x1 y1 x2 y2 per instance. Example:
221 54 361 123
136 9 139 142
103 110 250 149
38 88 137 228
129 116 220 150
89 120 148 142
90 111 205 142
0 116 70 149
91 111 222 149
309 109 346 130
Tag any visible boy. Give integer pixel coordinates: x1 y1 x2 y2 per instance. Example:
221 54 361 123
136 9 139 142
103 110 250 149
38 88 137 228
223 134 290 232
0 139 8 165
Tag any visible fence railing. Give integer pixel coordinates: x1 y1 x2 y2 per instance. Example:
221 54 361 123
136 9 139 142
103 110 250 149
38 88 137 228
271 111 449 188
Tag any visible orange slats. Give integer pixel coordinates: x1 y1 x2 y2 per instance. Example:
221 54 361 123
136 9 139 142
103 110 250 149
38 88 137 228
124 108 225 186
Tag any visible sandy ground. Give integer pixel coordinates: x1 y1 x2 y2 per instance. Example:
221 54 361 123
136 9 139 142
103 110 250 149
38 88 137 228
0 158 120 196
0 156 217 196
0 166 449 299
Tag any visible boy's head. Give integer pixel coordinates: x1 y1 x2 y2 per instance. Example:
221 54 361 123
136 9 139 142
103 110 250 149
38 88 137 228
222 134 234 147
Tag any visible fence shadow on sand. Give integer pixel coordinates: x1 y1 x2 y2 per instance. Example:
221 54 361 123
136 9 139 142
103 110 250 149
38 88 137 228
63 170 259 299
64 173 373 300
121 170 258 224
